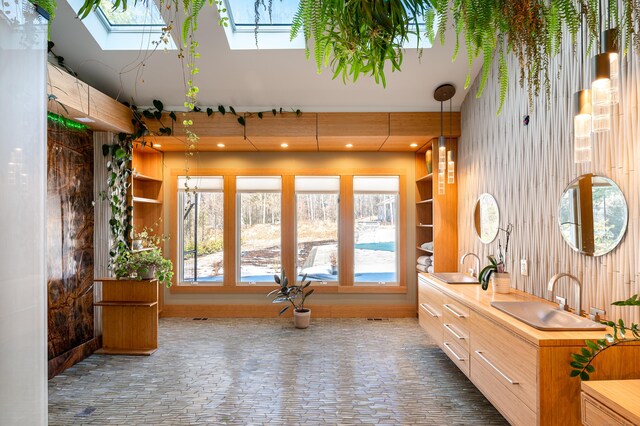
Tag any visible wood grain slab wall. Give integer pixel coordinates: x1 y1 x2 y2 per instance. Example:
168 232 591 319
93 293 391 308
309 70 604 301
458 28 639 325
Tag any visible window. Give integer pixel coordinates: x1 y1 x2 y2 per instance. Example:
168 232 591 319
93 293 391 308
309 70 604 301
68 0 176 51
237 176 281 283
219 0 435 50
295 177 340 282
98 0 165 26
353 176 399 285
178 177 224 285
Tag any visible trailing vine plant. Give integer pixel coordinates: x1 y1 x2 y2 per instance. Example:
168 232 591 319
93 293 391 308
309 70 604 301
570 294 640 381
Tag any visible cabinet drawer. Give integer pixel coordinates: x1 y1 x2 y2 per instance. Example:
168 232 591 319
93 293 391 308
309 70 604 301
418 303 443 347
418 277 444 307
470 311 537 411
470 350 537 426
442 316 469 352
442 295 470 320
442 336 469 376
582 393 633 426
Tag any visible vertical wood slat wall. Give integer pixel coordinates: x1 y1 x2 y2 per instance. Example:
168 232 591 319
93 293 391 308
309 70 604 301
457 12 640 324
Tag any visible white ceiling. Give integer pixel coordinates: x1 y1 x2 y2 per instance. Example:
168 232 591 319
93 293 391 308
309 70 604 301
49 1 483 112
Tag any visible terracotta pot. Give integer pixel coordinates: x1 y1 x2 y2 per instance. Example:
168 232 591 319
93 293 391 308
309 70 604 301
293 308 311 329
491 272 511 294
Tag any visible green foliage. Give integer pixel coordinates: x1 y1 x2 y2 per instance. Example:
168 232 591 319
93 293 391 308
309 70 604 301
29 0 56 21
184 238 223 257
268 270 315 314
570 294 640 380
114 248 174 287
478 255 500 291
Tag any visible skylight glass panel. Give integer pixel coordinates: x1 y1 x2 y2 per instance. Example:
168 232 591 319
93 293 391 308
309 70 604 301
98 0 165 26
225 0 298 27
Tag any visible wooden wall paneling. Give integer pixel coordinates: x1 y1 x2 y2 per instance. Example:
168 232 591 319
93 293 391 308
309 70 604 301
281 175 296 280
398 175 407 290
47 63 89 118
433 137 458 272
132 145 162 179
150 136 257 152
223 176 236 286
339 175 354 286
246 112 318 151
142 113 174 136
317 112 388 151
161 303 416 318
458 24 640 325
383 112 461 151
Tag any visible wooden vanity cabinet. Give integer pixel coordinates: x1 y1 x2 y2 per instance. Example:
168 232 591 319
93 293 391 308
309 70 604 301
417 274 640 426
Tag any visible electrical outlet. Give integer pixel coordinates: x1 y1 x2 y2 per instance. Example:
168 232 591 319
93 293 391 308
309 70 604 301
520 259 528 276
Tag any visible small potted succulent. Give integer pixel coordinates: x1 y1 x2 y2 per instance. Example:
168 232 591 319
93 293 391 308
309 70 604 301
114 248 174 287
268 270 314 329
479 224 513 293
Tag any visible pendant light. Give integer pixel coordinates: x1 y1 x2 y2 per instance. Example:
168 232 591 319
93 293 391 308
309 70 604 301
447 97 455 184
591 3 611 132
603 0 619 105
574 14 592 163
433 84 455 195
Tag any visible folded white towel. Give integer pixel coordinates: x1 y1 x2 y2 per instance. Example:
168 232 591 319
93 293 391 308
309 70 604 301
416 264 427 273
421 241 434 251
427 265 434 273
417 256 432 266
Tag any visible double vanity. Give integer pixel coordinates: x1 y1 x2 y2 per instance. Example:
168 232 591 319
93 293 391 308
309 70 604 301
418 273 640 426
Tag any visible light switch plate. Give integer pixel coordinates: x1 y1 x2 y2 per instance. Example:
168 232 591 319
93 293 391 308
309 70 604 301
520 259 528 276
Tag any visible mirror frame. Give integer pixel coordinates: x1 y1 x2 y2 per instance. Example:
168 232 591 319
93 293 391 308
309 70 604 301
557 174 629 257
474 193 500 244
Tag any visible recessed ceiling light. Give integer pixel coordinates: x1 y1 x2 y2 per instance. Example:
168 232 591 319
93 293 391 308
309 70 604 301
280 143 289 148
74 117 95 123
217 143 225 148
410 143 418 148
153 144 162 148
345 144 353 148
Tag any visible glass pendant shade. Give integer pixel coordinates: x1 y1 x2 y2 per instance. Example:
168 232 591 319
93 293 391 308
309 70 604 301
447 150 455 184
603 28 619 104
573 90 592 163
591 54 612 133
438 171 445 195
438 136 446 172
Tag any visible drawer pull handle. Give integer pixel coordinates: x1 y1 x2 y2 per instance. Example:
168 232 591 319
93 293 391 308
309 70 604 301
475 350 519 385
420 303 439 318
443 304 467 318
444 342 466 362
444 323 465 340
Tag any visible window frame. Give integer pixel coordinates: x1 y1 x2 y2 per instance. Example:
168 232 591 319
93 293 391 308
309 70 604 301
168 169 406 294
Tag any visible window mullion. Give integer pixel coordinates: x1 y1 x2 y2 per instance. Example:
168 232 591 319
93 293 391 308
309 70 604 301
224 176 235 286
340 176 354 287
281 175 296 282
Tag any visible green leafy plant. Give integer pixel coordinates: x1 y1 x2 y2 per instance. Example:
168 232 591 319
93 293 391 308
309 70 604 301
570 294 640 380
268 270 315 315
478 255 504 291
114 247 174 287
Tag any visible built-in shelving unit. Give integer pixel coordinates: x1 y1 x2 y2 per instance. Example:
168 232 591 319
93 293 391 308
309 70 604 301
415 138 458 276
131 144 164 313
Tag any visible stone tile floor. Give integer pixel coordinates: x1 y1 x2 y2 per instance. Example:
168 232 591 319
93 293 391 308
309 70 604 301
49 318 508 425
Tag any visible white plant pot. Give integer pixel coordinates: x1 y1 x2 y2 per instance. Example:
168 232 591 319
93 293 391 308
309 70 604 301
491 272 511 294
293 309 311 329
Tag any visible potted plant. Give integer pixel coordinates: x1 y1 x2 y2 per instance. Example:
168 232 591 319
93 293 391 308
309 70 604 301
114 248 174 288
268 270 314 329
478 224 513 293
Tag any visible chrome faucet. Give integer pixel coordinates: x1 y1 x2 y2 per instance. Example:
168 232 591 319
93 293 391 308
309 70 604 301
460 252 481 277
548 273 582 316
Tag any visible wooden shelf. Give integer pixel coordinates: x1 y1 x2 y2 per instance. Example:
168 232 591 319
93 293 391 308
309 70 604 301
95 301 158 307
133 173 162 182
416 173 433 182
416 246 434 253
133 196 162 205
132 247 155 253
417 224 433 228
416 199 433 205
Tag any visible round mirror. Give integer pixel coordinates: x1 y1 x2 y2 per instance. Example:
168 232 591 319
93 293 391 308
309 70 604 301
558 174 628 256
474 193 500 244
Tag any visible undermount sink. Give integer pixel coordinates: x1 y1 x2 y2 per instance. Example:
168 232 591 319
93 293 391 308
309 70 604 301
430 272 479 284
490 301 607 331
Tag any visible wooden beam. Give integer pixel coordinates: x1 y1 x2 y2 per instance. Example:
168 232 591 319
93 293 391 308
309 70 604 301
317 112 388 151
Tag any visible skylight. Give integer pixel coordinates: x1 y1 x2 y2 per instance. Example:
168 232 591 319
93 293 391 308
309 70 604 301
97 0 165 27
67 0 176 51
220 0 435 50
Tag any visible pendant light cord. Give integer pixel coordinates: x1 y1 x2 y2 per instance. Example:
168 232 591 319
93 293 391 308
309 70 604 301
440 100 443 137
449 98 452 143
